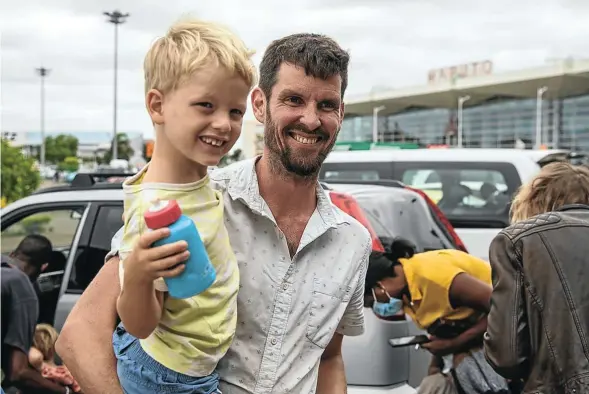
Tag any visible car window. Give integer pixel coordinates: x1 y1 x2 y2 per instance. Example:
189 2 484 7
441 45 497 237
402 168 508 206
67 204 123 293
396 162 519 227
1 208 84 267
323 169 380 181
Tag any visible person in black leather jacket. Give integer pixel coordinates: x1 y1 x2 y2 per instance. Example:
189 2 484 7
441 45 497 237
484 162 589 393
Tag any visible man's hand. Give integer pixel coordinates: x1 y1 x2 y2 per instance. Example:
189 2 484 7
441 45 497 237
421 336 459 357
123 228 188 286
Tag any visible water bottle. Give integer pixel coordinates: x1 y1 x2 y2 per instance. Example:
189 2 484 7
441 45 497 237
144 199 216 298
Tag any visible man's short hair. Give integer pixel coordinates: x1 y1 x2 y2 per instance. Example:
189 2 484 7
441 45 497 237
144 18 257 95
13 234 53 270
258 33 350 99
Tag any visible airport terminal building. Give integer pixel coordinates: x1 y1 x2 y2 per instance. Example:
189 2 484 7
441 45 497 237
340 58 589 151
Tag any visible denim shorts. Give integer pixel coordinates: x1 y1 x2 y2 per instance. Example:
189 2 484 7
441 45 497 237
113 324 221 394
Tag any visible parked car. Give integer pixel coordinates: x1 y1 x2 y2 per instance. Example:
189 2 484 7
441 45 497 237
1 174 462 393
320 148 583 260
323 180 463 393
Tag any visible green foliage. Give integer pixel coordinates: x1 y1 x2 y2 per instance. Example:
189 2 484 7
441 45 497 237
44 134 78 164
58 156 79 172
1 139 41 203
98 133 134 164
218 149 244 167
20 214 52 234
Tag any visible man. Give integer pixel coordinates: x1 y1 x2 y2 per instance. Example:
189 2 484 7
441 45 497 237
1 235 69 394
56 33 371 394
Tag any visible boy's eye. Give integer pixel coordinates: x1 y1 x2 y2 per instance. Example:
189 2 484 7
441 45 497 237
194 102 213 109
231 109 244 116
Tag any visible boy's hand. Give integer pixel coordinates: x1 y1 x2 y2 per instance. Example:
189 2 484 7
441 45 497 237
123 228 189 286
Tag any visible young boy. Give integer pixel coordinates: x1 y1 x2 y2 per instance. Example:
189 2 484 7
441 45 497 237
114 18 256 393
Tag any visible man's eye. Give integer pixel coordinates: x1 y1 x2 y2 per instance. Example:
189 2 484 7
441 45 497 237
319 102 337 110
286 96 303 105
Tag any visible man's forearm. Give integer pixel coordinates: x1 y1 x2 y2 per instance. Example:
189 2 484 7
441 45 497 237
12 368 67 393
454 316 487 352
56 257 123 394
317 354 347 394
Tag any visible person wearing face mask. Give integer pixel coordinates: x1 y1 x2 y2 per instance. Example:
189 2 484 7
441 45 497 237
366 237 511 394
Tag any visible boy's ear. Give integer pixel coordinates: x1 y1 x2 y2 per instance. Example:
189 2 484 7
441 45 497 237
146 89 165 125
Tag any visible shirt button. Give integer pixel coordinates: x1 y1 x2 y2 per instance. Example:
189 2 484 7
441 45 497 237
271 338 277 345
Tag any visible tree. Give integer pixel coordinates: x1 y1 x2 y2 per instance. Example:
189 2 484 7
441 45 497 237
1 139 41 203
218 149 244 167
58 157 80 172
44 134 78 164
99 133 134 164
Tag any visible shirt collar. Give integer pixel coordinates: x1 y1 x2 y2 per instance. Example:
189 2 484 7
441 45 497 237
211 156 349 228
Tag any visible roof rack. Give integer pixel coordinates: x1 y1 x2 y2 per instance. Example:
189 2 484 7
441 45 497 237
32 172 130 195
70 172 132 187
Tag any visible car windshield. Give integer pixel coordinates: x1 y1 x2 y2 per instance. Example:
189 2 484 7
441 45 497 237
342 187 449 252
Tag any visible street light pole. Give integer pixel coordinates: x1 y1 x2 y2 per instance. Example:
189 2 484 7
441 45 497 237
372 105 385 143
535 86 548 149
457 95 470 148
36 67 50 166
104 10 130 161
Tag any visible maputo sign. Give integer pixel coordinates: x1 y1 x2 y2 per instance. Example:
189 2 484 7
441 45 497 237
428 60 493 85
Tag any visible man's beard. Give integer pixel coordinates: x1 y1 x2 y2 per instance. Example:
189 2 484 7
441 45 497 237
264 107 337 179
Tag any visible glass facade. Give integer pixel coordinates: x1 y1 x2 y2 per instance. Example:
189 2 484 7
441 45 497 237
339 94 589 151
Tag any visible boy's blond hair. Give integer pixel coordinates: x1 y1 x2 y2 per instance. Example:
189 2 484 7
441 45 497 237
144 18 257 95
510 162 589 223
33 323 59 361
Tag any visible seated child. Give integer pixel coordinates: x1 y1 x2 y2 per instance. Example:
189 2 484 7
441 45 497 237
113 18 256 394
28 324 81 393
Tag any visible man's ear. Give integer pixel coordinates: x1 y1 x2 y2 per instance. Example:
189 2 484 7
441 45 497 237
339 102 345 123
146 89 165 125
251 87 266 124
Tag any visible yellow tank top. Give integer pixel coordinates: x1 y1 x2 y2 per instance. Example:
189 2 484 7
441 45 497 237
398 249 491 330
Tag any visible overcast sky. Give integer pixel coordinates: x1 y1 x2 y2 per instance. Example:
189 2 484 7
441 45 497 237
1 0 588 142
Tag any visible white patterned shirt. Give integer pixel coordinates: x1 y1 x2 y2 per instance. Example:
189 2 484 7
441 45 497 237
109 158 371 393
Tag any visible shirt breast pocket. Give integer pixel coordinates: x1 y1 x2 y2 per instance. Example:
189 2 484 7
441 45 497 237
306 277 352 349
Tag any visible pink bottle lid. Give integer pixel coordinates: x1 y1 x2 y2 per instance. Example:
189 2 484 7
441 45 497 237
144 199 182 229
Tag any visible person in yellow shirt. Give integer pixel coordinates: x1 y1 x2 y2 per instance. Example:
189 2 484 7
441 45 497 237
113 18 256 394
367 237 509 393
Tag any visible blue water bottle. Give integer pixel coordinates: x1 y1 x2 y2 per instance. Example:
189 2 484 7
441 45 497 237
144 199 216 298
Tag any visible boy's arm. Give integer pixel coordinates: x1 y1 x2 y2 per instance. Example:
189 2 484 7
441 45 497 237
116 229 186 339
116 281 164 339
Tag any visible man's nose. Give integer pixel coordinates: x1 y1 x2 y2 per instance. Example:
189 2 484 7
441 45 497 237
299 104 321 131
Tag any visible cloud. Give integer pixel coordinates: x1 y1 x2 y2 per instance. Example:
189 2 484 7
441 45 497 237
1 0 588 142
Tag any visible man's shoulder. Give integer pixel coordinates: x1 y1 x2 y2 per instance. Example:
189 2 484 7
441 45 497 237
209 159 255 191
331 208 372 255
500 211 563 240
1 261 37 299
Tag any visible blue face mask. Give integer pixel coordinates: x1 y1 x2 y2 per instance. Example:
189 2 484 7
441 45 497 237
372 288 404 317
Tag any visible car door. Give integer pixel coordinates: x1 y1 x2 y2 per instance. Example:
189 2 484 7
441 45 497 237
54 202 124 332
0 202 90 326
